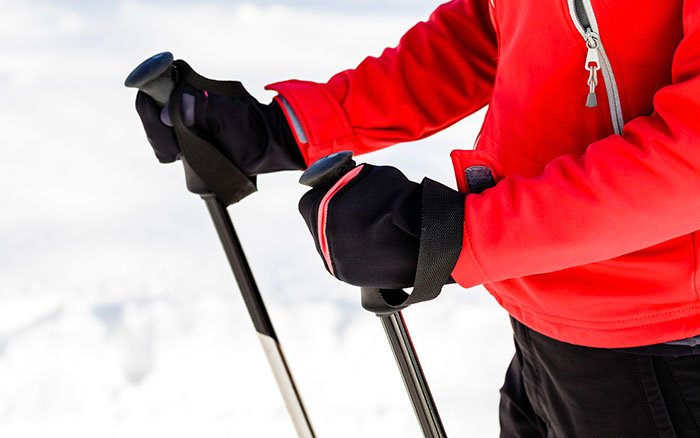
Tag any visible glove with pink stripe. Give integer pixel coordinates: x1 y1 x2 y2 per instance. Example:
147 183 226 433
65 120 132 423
298 163 464 290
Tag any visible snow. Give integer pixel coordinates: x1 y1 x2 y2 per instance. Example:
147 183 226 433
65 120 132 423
0 1 514 437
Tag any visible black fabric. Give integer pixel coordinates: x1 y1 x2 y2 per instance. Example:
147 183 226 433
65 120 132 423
134 61 305 174
412 178 465 299
136 90 181 163
195 92 306 175
616 342 700 357
500 318 700 438
299 164 466 303
499 338 548 438
299 164 422 289
362 164 491 312
167 64 257 205
361 178 465 314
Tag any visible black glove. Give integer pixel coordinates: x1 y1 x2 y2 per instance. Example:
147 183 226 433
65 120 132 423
135 83 306 176
298 163 465 290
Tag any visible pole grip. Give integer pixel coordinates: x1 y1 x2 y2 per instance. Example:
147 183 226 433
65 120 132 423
126 53 212 196
299 151 356 188
124 52 175 105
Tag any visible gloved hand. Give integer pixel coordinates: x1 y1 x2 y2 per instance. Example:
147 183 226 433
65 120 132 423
298 163 465 290
135 83 306 176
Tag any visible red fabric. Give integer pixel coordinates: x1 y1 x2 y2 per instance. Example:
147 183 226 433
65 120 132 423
267 0 700 348
317 165 366 275
266 0 498 164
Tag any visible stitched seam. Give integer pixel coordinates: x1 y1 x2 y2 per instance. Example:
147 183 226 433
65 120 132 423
664 359 700 434
505 300 700 328
635 358 661 438
692 233 698 299
519 327 553 435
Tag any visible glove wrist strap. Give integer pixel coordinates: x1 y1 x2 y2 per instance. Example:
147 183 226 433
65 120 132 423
169 59 257 205
361 179 466 315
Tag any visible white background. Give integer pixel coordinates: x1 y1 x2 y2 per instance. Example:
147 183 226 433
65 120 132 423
0 1 514 436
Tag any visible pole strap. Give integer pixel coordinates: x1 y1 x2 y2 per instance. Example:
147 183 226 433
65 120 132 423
362 170 494 316
168 60 257 205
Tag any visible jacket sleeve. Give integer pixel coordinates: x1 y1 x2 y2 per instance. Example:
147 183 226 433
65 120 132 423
451 1 700 287
265 0 498 165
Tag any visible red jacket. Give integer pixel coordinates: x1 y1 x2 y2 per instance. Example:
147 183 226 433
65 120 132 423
266 0 700 348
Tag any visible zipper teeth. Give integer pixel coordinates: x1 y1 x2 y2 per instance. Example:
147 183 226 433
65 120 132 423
596 44 624 134
568 0 625 135
581 0 599 33
568 0 587 35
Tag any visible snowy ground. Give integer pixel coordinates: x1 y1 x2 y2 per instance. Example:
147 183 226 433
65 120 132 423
0 1 514 437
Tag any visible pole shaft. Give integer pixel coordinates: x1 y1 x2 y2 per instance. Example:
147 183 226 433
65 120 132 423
381 312 447 438
202 195 275 337
202 195 315 437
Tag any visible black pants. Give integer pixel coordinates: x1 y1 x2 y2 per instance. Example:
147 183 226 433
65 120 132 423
500 319 700 438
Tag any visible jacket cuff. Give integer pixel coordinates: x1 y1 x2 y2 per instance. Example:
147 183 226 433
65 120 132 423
451 221 493 288
449 149 502 288
450 149 503 193
266 80 360 165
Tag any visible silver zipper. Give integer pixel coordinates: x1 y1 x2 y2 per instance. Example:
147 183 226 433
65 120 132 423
584 30 601 108
568 0 625 135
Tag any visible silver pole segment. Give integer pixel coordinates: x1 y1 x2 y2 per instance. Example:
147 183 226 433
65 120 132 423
258 334 315 438
126 52 315 437
202 195 316 437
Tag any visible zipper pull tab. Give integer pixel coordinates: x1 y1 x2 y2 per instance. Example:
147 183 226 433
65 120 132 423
586 63 599 108
584 31 600 108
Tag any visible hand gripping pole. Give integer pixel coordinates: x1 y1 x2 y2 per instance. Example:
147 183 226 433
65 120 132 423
126 52 315 437
301 152 447 438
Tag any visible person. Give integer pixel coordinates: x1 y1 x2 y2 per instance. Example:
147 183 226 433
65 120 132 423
134 0 700 436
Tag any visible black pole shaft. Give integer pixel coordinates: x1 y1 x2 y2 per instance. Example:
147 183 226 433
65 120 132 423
381 312 447 438
202 194 275 337
298 150 446 436
126 53 314 436
201 194 315 438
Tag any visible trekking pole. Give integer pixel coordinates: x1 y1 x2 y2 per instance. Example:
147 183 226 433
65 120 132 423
125 52 315 438
300 152 447 438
